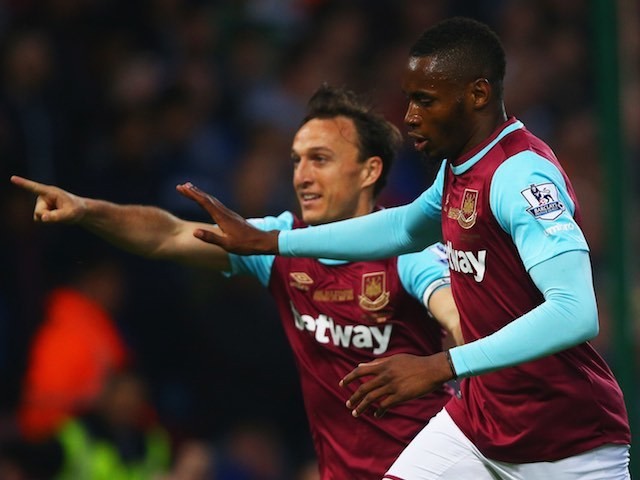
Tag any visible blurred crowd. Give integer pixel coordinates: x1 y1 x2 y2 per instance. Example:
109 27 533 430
0 0 638 478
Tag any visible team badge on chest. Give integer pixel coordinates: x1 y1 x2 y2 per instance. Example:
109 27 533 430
359 272 390 311
448 188 478 229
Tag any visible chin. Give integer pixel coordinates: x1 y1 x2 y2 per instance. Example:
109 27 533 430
301 213 322 225
420 149 444 163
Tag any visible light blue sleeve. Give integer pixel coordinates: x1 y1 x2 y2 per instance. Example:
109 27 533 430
449 250 598 377
448 154 595 377
227 211 295 287
397 242 450 308
490 151 589 270
278 161 446 260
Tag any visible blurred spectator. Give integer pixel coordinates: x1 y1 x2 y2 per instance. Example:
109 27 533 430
0 371 170 480
54 370 171 479
17 237 131 441
215 420 291 480
0 433 61 480
232 124 295 217
295 459 320 480
159 439 216 480
0 28 57 184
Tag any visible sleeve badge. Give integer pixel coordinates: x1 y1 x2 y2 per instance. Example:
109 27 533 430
521 182 565 220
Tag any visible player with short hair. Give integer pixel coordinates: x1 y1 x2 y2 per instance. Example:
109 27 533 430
12 84 461 479
170 17 632 479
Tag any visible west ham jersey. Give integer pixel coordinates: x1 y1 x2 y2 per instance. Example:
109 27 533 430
229 213 452 479
427 118 630 462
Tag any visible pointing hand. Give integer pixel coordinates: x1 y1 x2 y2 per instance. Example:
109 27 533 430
10 175 87 224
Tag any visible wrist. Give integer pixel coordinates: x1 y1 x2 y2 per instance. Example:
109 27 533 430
445 350 458 380
75 196 94 225
267 230 281 254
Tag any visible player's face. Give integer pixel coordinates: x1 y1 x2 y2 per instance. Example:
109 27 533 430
402 55 477 164
292 117 376 225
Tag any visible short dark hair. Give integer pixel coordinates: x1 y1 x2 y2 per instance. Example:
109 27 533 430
410 17 506 99
302 84 402 197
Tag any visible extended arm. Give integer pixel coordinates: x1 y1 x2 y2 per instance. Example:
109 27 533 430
279 200 439 260
10 175 231 270
177 182 441 260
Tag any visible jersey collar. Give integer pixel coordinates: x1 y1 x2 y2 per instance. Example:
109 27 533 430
450 117 523 176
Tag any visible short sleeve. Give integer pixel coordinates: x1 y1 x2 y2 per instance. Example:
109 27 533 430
226 211 295 286
397 242 450 307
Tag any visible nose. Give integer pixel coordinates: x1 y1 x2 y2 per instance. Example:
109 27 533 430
294 158 313 188
404 103 421 128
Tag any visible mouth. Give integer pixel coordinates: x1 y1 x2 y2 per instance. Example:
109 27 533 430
299 193 321 207
408 133 428 152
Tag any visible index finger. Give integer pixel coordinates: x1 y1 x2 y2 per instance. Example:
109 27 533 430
10 175 48 195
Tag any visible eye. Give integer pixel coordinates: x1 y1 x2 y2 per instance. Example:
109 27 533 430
408 94 433 108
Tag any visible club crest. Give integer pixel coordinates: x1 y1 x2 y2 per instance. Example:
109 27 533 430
458 189 478 229
521 182 565 220
359 272 390 311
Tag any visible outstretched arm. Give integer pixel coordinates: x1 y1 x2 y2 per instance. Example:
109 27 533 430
10 175 231 270
177 182 441 260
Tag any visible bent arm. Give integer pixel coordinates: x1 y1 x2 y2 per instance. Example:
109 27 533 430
279 198 440 260
449 249 597 377
428 286 463 346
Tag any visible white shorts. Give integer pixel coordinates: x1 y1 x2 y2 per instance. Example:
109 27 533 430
384 409 630 480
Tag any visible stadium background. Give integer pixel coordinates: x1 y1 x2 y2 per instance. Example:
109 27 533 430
0 0 637 477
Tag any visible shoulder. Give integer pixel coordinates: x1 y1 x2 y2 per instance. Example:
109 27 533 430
493 150 566 191
248 211 295 232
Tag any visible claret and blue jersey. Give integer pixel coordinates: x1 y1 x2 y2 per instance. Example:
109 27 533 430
277 117 630 465
429 117 629 462
227 213 453 479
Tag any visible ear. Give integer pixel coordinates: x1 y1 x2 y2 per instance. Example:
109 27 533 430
470 78 491 109
361 156 383 189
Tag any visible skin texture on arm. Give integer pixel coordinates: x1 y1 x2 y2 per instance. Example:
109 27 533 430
10 175 231 271
428 286 463 347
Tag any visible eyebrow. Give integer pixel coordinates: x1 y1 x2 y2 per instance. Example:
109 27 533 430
292 146 335 156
